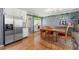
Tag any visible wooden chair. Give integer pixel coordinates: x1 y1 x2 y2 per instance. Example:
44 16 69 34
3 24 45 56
58 25 69 43
45 29 54 42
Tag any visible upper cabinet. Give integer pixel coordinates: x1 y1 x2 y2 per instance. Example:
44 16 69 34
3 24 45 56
4 8 28 27
3 8 29 37
4 9 24 16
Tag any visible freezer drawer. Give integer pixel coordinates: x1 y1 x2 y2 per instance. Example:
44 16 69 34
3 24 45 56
5 34 14 44
5 30 14 44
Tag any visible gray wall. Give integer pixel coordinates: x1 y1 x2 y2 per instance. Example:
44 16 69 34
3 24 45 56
43 11 79 27
0 8 3 45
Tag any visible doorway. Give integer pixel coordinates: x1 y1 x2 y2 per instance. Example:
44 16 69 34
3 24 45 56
34 16 42 32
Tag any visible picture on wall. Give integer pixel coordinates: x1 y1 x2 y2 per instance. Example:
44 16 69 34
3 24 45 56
60 20 66 25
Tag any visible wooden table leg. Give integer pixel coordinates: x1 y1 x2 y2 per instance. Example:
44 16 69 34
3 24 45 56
53 32 58 42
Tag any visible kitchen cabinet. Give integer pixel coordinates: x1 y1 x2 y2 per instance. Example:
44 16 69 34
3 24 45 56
23 28 29 37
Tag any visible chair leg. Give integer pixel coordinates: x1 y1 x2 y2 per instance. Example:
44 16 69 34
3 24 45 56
51 35 54 43
65 36 68 44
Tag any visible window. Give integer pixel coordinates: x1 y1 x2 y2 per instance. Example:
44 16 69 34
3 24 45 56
34 16 42 26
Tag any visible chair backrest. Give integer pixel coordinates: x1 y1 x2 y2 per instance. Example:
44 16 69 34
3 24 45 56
65 25 69 38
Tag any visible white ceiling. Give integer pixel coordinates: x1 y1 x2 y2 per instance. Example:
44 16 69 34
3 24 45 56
19 8 79 17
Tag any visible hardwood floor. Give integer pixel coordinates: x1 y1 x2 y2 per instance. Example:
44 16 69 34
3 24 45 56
3 32 73 50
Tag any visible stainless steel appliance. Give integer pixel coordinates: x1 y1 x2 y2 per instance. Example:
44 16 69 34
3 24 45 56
14 17 23 41
4 15 23 45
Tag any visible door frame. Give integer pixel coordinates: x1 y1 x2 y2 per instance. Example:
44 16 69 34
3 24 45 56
33 16 43 32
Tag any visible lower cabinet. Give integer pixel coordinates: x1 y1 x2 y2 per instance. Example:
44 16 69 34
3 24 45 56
23 28 29 37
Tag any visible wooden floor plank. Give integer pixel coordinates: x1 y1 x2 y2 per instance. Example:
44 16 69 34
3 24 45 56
3 32 72 50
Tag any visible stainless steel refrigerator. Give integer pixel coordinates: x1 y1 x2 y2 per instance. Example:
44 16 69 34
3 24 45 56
14 17 23 41
4 15 23 45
